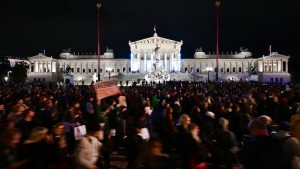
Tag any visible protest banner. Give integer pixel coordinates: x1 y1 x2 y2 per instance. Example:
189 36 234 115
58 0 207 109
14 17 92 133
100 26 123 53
93 79 120 103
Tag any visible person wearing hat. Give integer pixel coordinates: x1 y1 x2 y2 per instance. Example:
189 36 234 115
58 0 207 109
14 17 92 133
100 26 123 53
275 121 300 169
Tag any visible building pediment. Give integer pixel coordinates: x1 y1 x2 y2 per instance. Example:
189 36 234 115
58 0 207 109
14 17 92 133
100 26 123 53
259 52 290 60
130 36 182 45
28 53 55 61
129 34 183 52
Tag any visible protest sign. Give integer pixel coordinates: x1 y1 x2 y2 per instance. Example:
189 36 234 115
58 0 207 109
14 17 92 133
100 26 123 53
94 79 120 103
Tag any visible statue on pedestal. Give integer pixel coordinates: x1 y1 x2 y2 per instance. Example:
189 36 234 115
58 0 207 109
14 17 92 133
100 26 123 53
65 65 71 75
145 46 170 82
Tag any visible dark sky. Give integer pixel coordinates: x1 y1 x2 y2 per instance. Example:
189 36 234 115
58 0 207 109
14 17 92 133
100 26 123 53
1 0 299 63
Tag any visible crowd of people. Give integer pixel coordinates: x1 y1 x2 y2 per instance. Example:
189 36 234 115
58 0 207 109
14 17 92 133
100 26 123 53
0 80 300 169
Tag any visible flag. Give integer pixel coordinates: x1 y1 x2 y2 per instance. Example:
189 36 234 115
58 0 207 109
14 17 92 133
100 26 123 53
268 45 272 54
154 25 156 33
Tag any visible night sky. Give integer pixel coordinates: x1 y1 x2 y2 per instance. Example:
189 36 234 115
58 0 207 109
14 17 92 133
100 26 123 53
1 0 299 77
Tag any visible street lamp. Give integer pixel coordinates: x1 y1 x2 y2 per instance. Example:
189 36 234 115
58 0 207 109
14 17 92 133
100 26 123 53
206 67 213 82
4 77 8 82
106 68 112 79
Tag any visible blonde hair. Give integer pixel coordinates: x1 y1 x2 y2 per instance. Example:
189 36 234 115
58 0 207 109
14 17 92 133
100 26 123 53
218 118 229 129
29 127 48 140
179 114 191 128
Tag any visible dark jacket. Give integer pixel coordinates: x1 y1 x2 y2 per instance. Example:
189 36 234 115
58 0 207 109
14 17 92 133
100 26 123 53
238 136 290 169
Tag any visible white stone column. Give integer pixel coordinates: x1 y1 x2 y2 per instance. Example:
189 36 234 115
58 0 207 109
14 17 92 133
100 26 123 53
258 61 262 72
130 52 133 73
42 62 45 73
271 60 274 73
40 62 42 73
200 63 202 73
137 52 141 73
29 62 32 72
167 53 171 73
35 61 38 72
164 52 167 71
170 53 174 72
144 52 147 73
52 62 56 72
151 52 154 69
178 52 181 73
248 62 250 74
242 62 244 74
91 62 94 74
281 59 283 73
286 61 288 72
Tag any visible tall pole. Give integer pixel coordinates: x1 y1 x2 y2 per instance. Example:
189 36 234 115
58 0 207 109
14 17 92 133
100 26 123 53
215 0 220 82
97 3 101 81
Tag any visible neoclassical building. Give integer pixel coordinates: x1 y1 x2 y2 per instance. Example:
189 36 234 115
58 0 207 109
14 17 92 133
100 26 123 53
26 33 290 84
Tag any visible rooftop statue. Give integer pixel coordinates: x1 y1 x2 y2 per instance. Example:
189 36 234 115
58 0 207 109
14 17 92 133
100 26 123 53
239 47 249 52
62 48 72 53
196 47 203 52
106 47 113 53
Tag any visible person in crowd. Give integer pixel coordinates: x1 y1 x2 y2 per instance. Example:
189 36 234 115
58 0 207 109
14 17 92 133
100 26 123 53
50 122 70 169
73 102 84 123
160 107 177 153
255 94 270 117
126 120 147 169
275 121 300 169
238 119 290 169
62 107 79 155
73 120 103 169
190 106 205 130
7 104 26 127
0 128 27 169
257 115 275 134
172 97 182 122
85 96 95 120
212 118 239 169
175 114 193 168
15 109 41 142
0 103 6 120
140 139 172 169
20 127 51 169
39 99 55 130
291 104 300 141
98 104 113 169
228 103 250 143
185 123 209 169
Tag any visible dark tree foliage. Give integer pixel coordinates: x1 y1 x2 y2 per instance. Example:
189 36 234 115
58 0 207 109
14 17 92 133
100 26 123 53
10 62 28 83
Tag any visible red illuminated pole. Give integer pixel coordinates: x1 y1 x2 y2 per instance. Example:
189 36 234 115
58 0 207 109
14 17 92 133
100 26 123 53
97 3 101 81
215 0 220 82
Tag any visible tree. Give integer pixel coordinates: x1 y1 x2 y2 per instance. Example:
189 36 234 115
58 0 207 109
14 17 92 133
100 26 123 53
10 61 28 83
